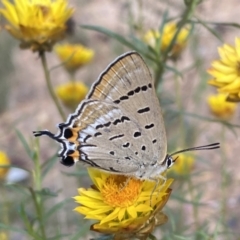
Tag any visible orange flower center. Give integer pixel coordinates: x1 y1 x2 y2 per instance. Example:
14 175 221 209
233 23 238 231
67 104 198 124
101 175 143 208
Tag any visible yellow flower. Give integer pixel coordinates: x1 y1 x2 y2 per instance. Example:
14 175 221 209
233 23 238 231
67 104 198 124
207 93 237 119
208 38 240 102
144 22 190 59
74 168 173 238
0 232 8 240
54 43 94 72
55 81 88 110
0 151 10 180
168 152 194 176
0 0 74 52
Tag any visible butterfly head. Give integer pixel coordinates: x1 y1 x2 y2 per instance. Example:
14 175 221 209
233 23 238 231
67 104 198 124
164 155 176 169
165 142 220 171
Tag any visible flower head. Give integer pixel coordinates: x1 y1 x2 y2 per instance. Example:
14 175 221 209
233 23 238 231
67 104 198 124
0 151 10 180
74 168 173 238
208 38 240 102
55 81 88 110
207 93 237 119
168 152 195 176
144 22 190 59
54 43 94 72
0 0 74 51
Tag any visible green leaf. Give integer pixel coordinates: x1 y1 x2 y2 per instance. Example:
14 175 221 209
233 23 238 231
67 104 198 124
0 223 27 234
191 17 223 42
41 152 58 179
35 188 59 197
15 129 33 159
44 198 71 221
81 25 156 61
165 65 183 79
6 184 29 196
18 204 43 240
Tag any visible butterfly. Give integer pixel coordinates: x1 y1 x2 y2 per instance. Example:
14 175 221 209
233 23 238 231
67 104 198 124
33 51 219 180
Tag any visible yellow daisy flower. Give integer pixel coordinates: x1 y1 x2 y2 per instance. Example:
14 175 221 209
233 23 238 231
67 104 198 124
168 152 194 176
0 232 8 240
0 151 10 180
55 81 89 110
208 37 240 102
207 93 237 119
54 43 94 73
144 22 190 59
0 0 74 52
74 168 173 238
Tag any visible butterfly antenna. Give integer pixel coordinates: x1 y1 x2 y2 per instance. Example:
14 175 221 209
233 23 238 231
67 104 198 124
170 142 220 157
33 130 62 143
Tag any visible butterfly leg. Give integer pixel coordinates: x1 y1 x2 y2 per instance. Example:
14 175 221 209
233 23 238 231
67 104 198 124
119 177 131 192
149 175 167 207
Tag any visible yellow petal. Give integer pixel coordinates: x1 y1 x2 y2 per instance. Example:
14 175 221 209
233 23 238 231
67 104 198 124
211 61 235 74
135 204 152 212
219 78 240 92
100 207 120 225
127 206 137 219
118 208 126 222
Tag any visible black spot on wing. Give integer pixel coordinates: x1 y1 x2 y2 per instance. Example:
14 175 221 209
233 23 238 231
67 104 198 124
137 107 150 114
134 87 141 93
113 84 152 104
114 99 121 104
120 96 129 101
109 134 124 141
104 122 111 127
141 145 146 151
122 142 130 148
127 90 134 96
96 124 104 129
64 128 73 139
83 135 92 143
134 131 141 138
113 119 121 125
94 132 102 137
145 123 154 129
152 139 157 144
121 116 130 122
67 150 74 155
61 156 75 167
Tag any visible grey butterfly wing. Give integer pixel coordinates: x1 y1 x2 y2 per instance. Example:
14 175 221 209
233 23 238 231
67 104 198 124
58 52 167 174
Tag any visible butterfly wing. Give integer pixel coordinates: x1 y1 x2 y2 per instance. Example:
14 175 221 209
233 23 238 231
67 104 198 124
36 52 167 175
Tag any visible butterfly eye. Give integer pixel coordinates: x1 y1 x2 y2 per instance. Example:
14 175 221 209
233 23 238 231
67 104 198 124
167 156 173 168
61 156 75 167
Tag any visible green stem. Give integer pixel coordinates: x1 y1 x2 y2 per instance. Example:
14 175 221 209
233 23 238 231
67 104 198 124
1 183 10 239
154 63 164 89
163 0 199 62
40 51 66 121
187 176 199 230
29 188 47 239
220 126 227 224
